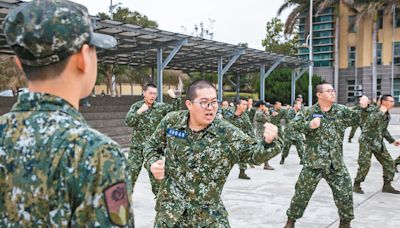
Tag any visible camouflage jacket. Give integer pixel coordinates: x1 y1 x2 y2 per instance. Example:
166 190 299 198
253 109 270 140
247 106 256 123
284 108 303 141
269 108 286 129
222 107 254 137
125 97 181 149
143 110 281 226
0 93 133 227
288 103 360 171
359 105 395 150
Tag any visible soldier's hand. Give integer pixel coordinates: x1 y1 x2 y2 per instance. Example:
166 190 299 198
167 89 176 98
263 122 278 144
379 105 388 113
272 111 278 116
310 118 321 129
150 160 165 180
359 95 369 108
137 103 149 114
393 139 400 147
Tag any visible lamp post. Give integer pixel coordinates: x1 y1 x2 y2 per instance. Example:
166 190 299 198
308 0 314 107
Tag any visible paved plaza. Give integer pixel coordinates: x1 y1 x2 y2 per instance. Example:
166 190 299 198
130 124 400 228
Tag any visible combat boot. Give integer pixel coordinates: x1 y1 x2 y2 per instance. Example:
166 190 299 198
348 138 352 143
352 181 364 194
339 220 351 228
264 161 275 170
280 157 285 164
382 181 400 194
283 218 295 228
238 169 251 180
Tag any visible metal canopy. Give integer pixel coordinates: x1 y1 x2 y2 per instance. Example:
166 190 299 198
0 0 307 76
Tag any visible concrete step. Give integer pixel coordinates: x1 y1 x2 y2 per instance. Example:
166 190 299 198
80 105 131 113
96 126 131 137
82 112 127 120
87 118 127 128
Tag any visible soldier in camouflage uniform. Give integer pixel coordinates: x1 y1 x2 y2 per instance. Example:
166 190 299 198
125 84 181 194
143 79 281 227
280 100 305 165
353 95 400 194
347 105 361 143
0 0 133 226
247 98 256 123
284 83 369 228
268 101 287 169
222 98 254 179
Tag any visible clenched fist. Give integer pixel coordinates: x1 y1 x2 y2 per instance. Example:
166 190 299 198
137 103 149 114
310 117 321 129
379 105 388 113
167 89 176 98
263 122 278 144
150 160 165 180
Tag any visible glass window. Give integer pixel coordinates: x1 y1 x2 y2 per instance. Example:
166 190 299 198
394 79 400 103
348 15 357 33
377 79 382 96
378 10 384 29
377 43 382 65
347 80 356 103
348 46 356 67
313 23 333 30
396 8 400 28
315 30 333 38
394 42 400 65
314 61 332 67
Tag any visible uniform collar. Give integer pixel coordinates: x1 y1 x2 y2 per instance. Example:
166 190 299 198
174 110 219 136
11 92 85 122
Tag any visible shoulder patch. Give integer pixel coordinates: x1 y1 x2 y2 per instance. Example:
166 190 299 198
104 182 130 226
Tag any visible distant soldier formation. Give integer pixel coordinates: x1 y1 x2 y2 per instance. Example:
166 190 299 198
1 1 400 228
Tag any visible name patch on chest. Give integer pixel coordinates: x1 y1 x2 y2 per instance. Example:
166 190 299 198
312 113 324 118
167 128 187 139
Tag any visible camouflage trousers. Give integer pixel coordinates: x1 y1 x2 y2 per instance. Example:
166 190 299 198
154 211 230 228
354 143 395 183
282 138 304 161
286 165 354 221
128 146 159 195
395 156 400 166
348 126 358 140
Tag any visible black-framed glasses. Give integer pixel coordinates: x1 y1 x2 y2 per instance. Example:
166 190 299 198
192 100 219 109
321 89 336 93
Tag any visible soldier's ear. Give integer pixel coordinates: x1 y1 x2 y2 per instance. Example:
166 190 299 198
14 56 23 70
185 100 192 110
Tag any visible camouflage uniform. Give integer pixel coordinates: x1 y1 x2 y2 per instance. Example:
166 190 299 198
269 108 286 139
348 106 361 142
247 106 256 124
143 110 281 227
253 109 270 140
222 107 254 170
354 105 396 184
125 97 181 194
1 0 131 226
286 103 361 222
0 93 134 227
282 108 304 162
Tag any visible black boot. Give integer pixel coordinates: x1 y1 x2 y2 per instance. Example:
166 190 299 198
382 181 400 194
280 157 285 165
264 161 275 170
283 218 295 228
238 169 251 180
352 181 364 194
339 220 351 228
348 138 352 143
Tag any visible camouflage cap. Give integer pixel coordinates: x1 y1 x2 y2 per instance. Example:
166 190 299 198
2 0 117 67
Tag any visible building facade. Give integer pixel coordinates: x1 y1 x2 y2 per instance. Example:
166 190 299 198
298 2 400 104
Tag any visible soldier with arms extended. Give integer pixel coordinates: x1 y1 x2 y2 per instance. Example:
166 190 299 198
353 94 400 194
280 100 305 165
284 83 369 228
125 83 180 194
144 79 281 227
0 0 133 226
222 98 255 179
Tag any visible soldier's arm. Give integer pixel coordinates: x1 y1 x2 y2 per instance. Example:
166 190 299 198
71 142 134 227
226 122 282 165
287 108 313 135
383 128 396 144
125 103 141 127
163 96 182 114
143 114 169 170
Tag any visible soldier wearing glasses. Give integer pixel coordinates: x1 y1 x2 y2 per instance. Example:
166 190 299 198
143 79 281 227
284 83 369 228
353 94 400 194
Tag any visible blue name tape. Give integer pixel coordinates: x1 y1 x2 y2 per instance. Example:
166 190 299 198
312 113 324 118
166 128 187 139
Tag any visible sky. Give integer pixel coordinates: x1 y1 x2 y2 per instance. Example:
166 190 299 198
75 0 290 50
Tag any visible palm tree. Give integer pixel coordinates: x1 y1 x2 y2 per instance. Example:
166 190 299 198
348 0 399 99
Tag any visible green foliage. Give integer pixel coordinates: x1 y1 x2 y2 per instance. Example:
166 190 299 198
97 7 158 28
261 18 297 55
254 68 324 105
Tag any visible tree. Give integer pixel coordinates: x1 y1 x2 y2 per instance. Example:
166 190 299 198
261 17 297 55
98 7 158 28
181 18 215 40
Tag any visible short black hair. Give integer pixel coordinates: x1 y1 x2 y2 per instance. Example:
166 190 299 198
316 82 332 93
254 100 265 107
274 101 281 105
21 56 71 81
144 83 157 91
186 79 216 100
381 94 393 102
235 98 247 106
